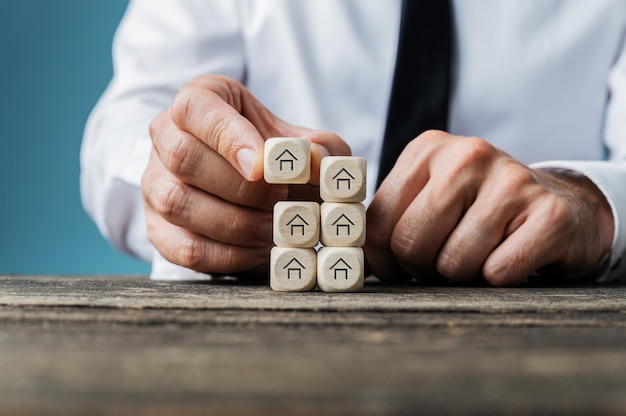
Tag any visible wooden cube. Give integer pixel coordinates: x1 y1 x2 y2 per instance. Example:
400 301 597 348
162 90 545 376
273 201 320 247
317 247 364 292
319 156 366 202
270 247 317 292
264 137 311 184
320 202 365 247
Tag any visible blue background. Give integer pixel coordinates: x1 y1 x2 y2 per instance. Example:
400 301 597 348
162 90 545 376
0 0 150 274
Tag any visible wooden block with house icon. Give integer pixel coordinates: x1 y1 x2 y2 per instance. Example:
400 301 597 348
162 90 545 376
320 156 366 202
264 137 311 184
265 138 367 293
317 247 364 292
270 247 317 292
273 201 320 248
320 202 366 247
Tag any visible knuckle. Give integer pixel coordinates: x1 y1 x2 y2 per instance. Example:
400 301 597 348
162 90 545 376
177 237 205 270
148 110 198 179
140 166 153 199
450 137 495 173
483 263 521 287
482 255 512 286
483 265 507 286
389 230 419 267
541 194 574 226
222 209 252 238
483 249 530 287
153 180 188 222
191 74 239 100
548 194 571 217
206 113 239 156
206 243 257 274
170 88 194 129
464 136 494 157
234 178 255 204
149 110 173 142
148 115 162 141
512 175 583 240
161 133 194 177
213 245 241 273
404 131 435 156
505 164 536 190
490 165 536 204
416 129 445 146
435 252 462 280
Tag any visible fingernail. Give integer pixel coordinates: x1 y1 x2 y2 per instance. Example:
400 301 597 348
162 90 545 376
237 148 259 179
258 218 274 243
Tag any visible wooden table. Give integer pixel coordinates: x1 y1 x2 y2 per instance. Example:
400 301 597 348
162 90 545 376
1 275 626 415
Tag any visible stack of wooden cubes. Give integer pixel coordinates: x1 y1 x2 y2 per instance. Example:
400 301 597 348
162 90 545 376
264 138 366 292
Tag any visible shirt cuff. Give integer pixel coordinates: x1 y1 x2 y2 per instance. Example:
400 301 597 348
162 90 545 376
530 160 626 276
150 251 216 281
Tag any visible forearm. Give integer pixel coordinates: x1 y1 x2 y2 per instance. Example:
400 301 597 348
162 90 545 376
81 0 245 264
80 96 158 261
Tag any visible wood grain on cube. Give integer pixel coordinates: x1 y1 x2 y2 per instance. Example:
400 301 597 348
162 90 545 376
264 137 311 184
320 156 366 202
270 247 317 292
320 202 365 247
273 201 320 247
317 247 364 292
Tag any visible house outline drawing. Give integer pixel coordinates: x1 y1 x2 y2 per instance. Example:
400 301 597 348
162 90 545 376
283 257 306 280
286 213 309 236
330 257 352 280
332 168 355 190
332 213 355 236
275 149 298 171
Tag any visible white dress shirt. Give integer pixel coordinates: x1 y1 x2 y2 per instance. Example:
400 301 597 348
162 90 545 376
81 0 626 281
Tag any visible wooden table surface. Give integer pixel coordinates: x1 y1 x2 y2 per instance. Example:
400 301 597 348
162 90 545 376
1 275 626 415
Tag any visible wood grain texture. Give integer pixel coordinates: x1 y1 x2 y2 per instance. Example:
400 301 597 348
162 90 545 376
270 247 317 292
273 201 320 248
320 202 366 247
264 137 311 184
317 247 364 292
320 157 367 203
2 276 626 415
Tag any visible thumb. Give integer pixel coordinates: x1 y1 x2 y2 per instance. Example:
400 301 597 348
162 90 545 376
173 76 270 182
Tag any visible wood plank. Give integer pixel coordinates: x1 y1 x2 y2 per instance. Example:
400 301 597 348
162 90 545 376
2 318 626 415
2 275 626 313
2 276 626 415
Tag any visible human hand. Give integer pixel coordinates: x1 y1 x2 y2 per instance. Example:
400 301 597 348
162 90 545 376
365 130 614 286
142 75 350 276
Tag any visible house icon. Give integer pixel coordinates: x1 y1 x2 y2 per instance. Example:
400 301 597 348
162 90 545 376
275 149 298 171
332 168 355 190
330 258 352 280
283 257 306 279
286 214 309 236
332 213 355 236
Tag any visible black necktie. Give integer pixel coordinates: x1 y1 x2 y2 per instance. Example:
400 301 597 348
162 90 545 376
376 0 453 187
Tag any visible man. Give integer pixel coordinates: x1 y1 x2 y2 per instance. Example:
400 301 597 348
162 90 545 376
81 0 626 285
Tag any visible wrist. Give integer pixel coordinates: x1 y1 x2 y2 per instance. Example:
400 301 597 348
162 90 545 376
537 167 614 257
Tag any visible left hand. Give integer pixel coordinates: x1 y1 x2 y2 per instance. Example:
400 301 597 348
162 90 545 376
364 130 614 286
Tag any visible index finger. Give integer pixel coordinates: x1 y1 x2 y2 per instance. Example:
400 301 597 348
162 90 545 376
170 81 265 182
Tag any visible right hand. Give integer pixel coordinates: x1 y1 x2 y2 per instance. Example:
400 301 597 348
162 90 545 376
142 75 350 276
